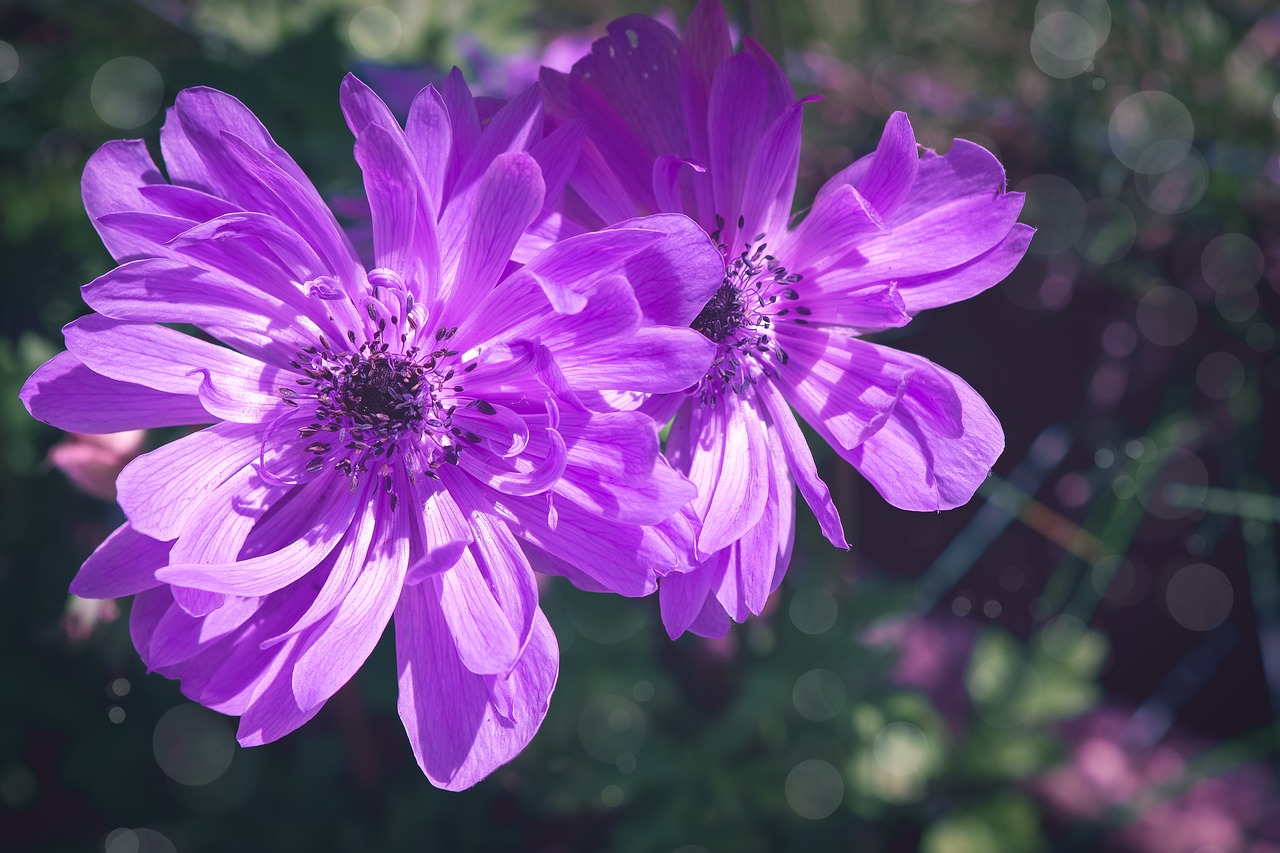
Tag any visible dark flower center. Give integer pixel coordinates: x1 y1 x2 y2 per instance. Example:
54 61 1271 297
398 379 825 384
692 282 747 343
690 219 808 403
277 314 479 500
343 354 426 427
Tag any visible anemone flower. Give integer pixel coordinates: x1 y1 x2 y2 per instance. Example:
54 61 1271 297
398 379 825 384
20 73 723 789
542 0 1033 638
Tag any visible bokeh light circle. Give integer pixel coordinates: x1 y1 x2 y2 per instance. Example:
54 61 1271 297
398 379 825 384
1091 555 1146 604
1166 564 1233 631
1140 447 1209 520
1136 286 1197 346
0 41 18 84
152 704 235 786
1108 91 1194 173
1016 174 1087 255
104 828 177 853
1031 12 1097 78
1216 288 1259 324
790 586 838 635
1135 146 1207 214
1196 352 1246 400
872 722 930 776
792 669 847 722
1035 0 1111 44
871 55 931 112
578 695 646 763
1202 233 1264 296
785 759 844 819
91 57 163 129
348 5 403 59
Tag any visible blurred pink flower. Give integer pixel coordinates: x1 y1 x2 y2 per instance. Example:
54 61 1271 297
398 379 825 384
1034 708 1280 853
61 594 120 641
47 430 146 501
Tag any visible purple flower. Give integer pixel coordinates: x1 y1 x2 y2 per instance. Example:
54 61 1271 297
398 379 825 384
542 0 1033 638
20 73 723 788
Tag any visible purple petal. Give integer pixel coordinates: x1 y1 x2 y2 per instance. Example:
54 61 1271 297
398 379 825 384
265 490 379 647
353 123 441 297
798 283 911 334
406 85 451 217
453 83 544 196
116 421 262 541
529 117 587 210
64 314 291 402
156 473 362 595
659 560 714 639
166 465 280 566
448 469 681 597
163 87 314 197
458 425 567 497
81 140 174 262
395 583 558 790
782 183 886 273
554 410 697 524
405 480 474 583
570 14 689 160
707 53 768 244
147 594 261 668
292 492 410 711
737 99 809 252
539 70 654 222
816 111 919 219
685 392 769 557
895 224 1035 313
434 542 522 677
81 258 321 360
444 152 545 327
21 351 210 433
846 344 1004 511
605 213 725 328
69 523 170 599
742 38 796 121
681 0 733 100
556 326 717 395
755 378 846 549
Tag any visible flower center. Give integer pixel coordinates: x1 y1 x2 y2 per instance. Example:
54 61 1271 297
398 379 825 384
279 320 476 499
341 353 426 428
691 226 807 404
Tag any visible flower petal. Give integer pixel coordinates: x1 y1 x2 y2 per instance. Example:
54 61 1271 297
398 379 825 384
845 344 1004 511
156 472 362 595
755 378 846 549
69 523 170 599
445 152 545 327
292 490 410 711
21 351 210 433
395 583 558 790
116 421 262 541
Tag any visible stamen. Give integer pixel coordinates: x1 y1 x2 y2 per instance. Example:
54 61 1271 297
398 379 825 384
689 228 807 404
277 311 473 497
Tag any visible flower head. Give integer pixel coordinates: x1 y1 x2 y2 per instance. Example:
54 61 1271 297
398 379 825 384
542 0 1033 637
21 72 722 788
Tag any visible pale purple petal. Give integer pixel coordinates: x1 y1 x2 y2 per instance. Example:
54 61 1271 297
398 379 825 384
292 492 410 711
21 351 210 433
755 379 846 549
116 421 262 541
395 583 558 790
69 523 170 599
846 345 1004 511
